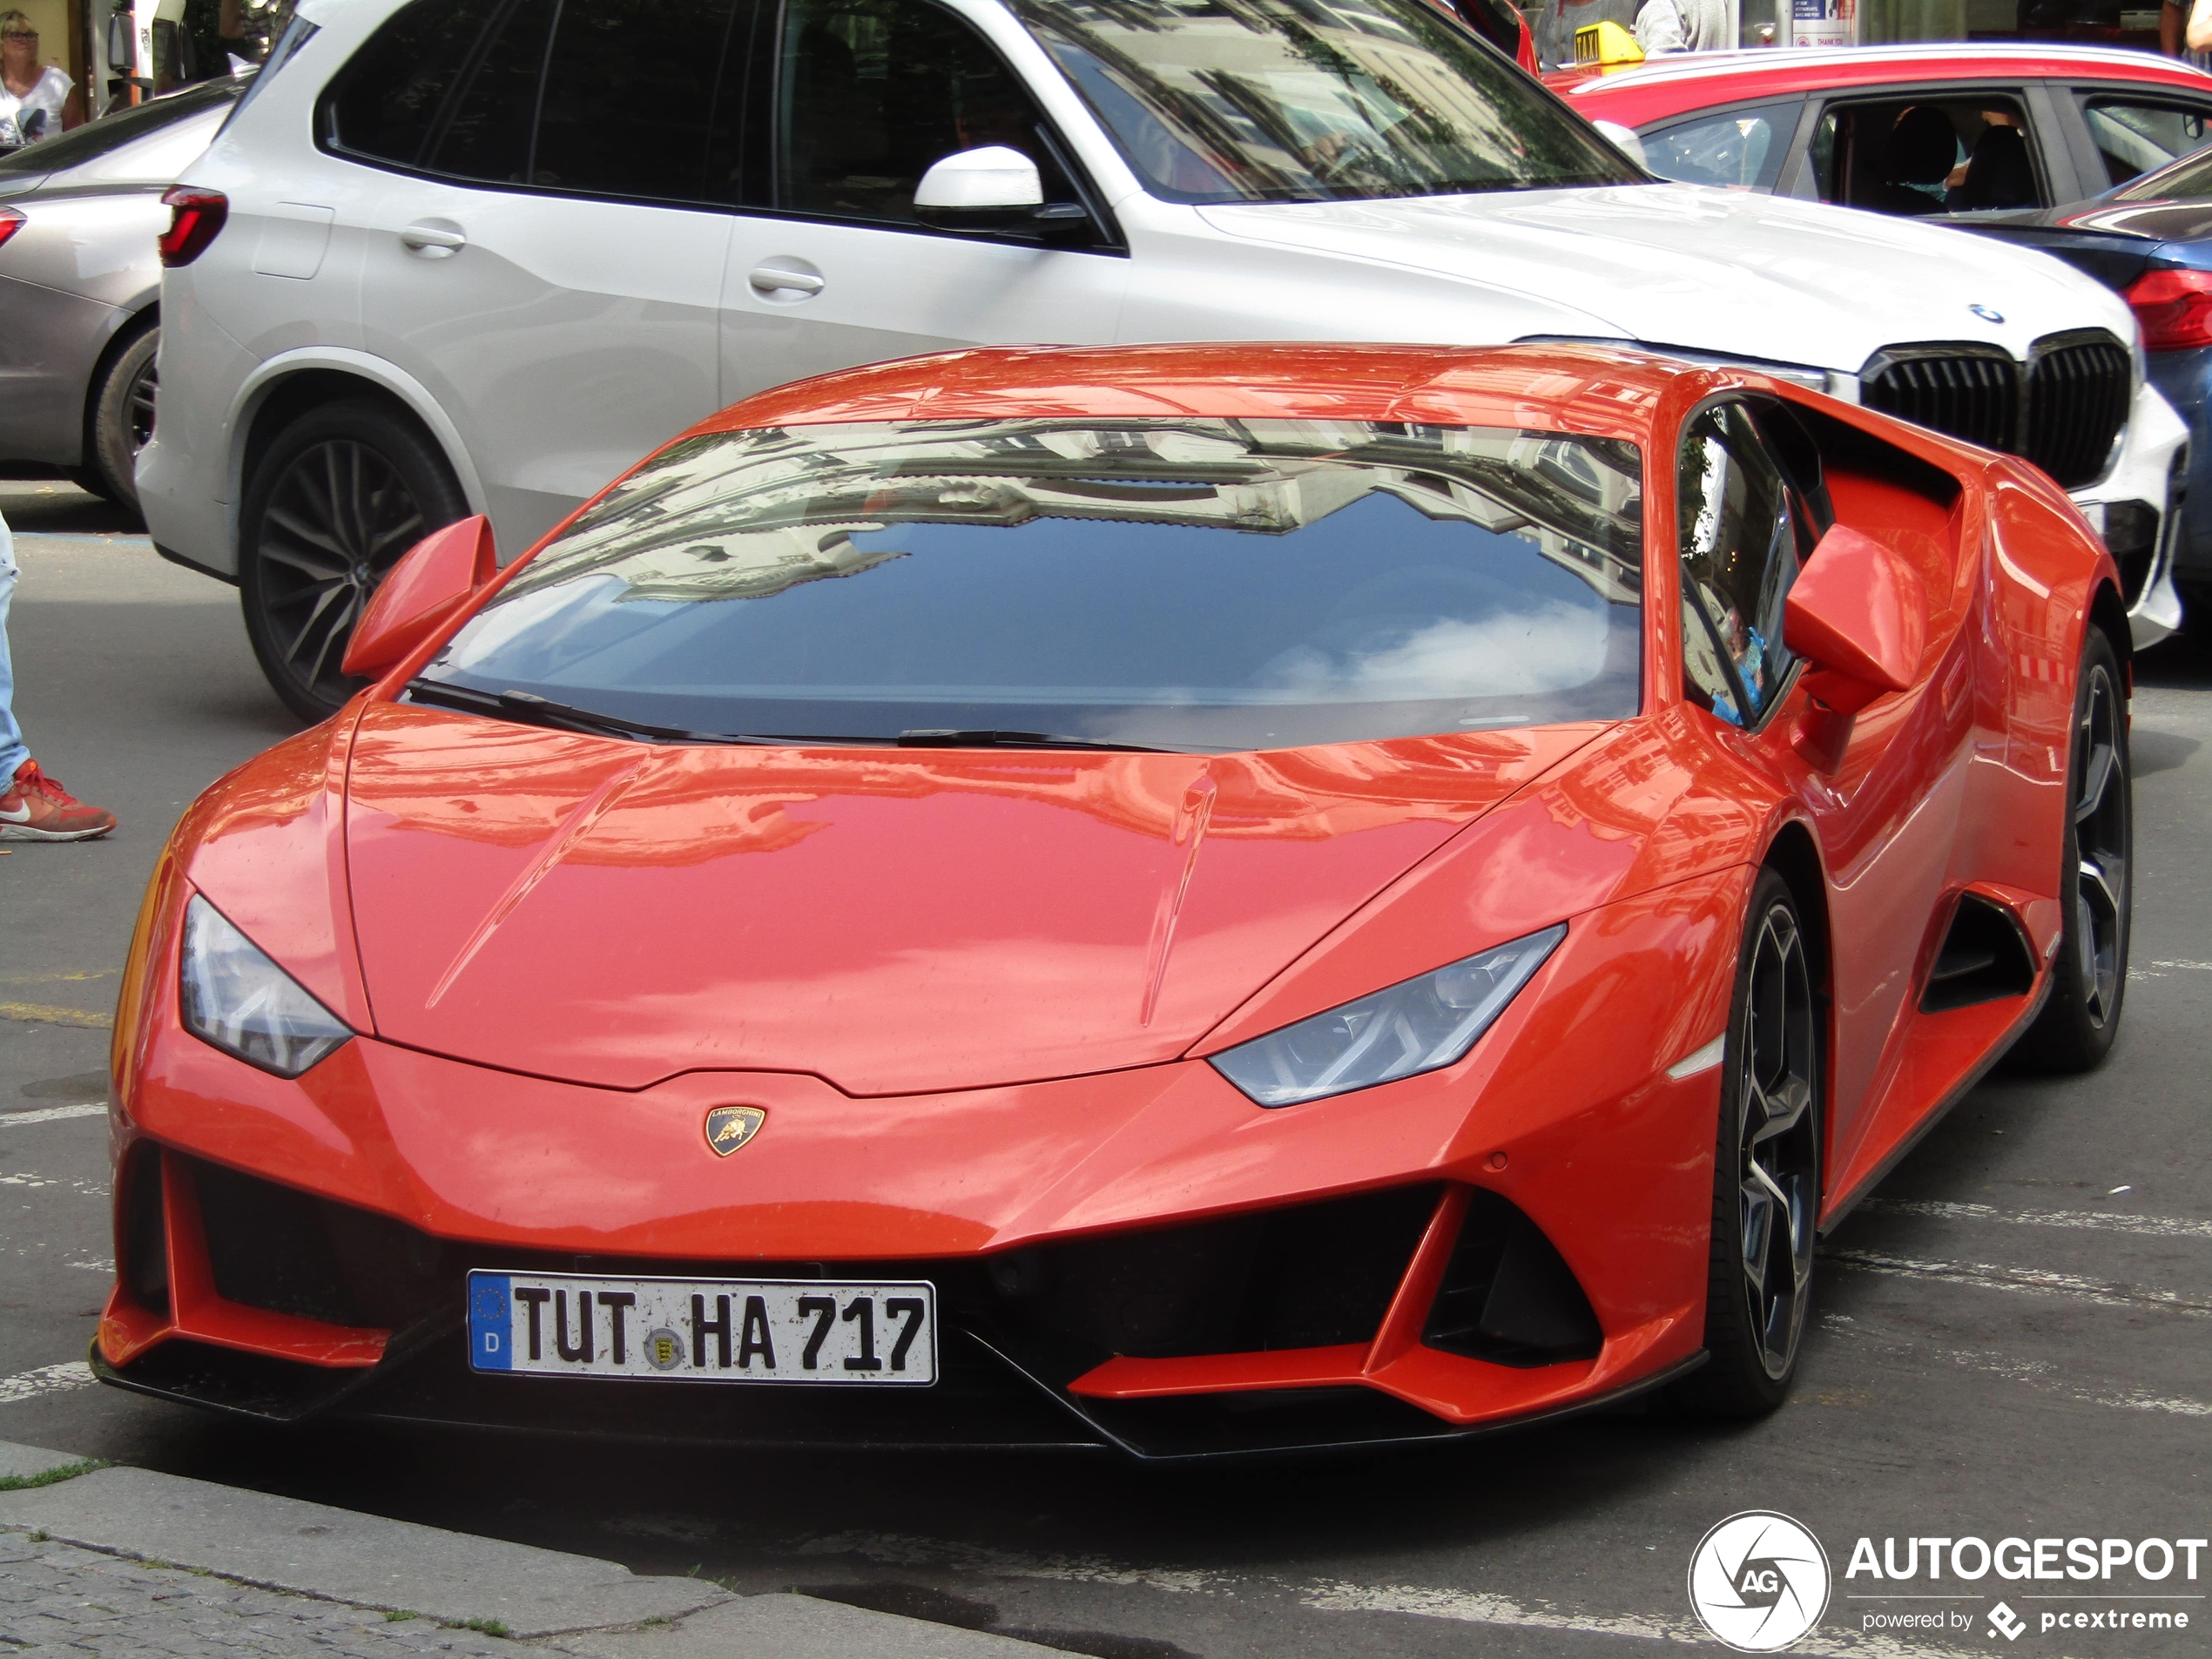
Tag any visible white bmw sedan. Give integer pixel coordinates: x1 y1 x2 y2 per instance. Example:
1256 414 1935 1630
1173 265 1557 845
140 0 2185 718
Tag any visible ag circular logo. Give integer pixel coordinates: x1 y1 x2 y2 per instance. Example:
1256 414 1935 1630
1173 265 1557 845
1687 1511 1831 1652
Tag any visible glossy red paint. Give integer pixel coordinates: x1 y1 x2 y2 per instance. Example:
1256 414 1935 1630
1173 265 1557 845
1551 44 2212 128
341 515 498 680
101 342 2124 1450
1786 524 1928 715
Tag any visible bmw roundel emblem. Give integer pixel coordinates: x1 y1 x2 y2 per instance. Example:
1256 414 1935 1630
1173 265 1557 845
704 1105 765 1156
1969 303 2005 324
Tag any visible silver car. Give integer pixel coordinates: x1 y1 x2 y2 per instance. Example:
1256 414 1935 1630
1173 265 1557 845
0 76 242 515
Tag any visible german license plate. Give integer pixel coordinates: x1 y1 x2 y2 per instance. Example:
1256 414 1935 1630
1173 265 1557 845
466 1271 935 1386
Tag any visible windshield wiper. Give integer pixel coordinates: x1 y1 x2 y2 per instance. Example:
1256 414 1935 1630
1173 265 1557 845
896 728 1180 754
406 680 795 745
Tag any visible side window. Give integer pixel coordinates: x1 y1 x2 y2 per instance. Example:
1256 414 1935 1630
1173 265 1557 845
2080 98 2212 189
321 0 504 166
1677 404 1804 728
428 0 557 186
772 0 1071 226
1810 95 2041 215
1642 100 1801 191
533 0 750 200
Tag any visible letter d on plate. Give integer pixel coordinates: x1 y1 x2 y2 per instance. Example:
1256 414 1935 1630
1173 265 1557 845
705 1105 765 1157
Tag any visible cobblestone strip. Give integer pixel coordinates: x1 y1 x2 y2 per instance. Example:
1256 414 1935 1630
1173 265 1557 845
0 1530 584 1656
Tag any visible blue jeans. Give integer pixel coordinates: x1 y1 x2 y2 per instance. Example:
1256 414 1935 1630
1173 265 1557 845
0 509 26 782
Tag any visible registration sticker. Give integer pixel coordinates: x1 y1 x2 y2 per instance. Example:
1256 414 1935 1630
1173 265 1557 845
466 1271 936 1386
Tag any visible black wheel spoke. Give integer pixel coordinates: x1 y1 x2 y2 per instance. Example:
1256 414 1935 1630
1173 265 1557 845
1736 902 1818 1383
2067 667 2128 1031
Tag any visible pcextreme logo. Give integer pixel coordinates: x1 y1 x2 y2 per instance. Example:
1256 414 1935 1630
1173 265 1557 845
1688 1511 1832 1652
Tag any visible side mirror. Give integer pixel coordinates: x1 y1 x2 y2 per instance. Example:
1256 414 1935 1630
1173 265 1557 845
914 145 1068 235
341 515 498 681
1782 523 1926 769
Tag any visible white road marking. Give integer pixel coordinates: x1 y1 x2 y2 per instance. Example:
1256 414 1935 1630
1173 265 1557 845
0 1170 107 1196
1824 1248 2212 1314
0 1103 105 1127
796 1530 1980 1656
1860 1198 2212 1241
0 1360 96 1406
66 1258 113 1273
1824 1318 2212 1420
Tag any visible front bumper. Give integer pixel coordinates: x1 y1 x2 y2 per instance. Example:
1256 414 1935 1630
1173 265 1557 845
98 868 1745 1459
2068 378 2188 647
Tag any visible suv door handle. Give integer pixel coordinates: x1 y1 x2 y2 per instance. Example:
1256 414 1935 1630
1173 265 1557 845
401 223 468 253
749 266 824 295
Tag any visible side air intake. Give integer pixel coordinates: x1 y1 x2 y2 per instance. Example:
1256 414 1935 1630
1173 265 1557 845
1920 893 2038 1013
1422 1190 1602 1367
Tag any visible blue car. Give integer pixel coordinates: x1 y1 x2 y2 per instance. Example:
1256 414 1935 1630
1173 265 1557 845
1967 147 2212 617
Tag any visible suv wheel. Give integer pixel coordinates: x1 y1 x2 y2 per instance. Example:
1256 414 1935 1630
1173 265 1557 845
240 401 466 723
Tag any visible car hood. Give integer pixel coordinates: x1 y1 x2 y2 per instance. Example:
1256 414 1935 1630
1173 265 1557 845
342 705 1607 1095
1197 183 2135 373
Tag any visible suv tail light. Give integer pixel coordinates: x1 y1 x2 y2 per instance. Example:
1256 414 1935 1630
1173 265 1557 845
0 206 24 254
158 187 228 267
2122 266 2212 353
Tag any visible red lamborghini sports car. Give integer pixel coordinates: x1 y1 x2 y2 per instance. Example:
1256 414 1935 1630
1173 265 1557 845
98 343 2131 1459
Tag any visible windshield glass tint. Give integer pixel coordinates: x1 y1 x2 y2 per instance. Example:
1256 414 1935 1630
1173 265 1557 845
0 77 240 175
1009 0 1642 204
421 419 1644 752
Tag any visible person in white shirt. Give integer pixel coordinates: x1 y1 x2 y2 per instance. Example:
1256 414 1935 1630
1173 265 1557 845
0 10 79 149
1632 0 1731 52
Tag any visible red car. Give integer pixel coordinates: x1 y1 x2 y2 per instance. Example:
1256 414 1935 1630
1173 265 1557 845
1555 44 2212 212
98 343 2131 1458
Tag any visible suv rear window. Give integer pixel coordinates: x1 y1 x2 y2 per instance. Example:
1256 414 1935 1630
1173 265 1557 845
415 418 1645 752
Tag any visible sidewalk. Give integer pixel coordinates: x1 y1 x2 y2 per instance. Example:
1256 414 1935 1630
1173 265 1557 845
0 1440 1059 1658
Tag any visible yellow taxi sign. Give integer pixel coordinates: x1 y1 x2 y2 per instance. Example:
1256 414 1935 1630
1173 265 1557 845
1573 20 1646 69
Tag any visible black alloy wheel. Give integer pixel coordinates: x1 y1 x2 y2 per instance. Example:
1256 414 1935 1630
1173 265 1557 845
88 322 161 516
2013 628 2131 1072
239 401 466 724
1676 867 1823 1419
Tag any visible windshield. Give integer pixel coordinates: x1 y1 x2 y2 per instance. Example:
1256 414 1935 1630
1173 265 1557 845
1009 0 1642 205
418 418 1644 752
0 77 242 177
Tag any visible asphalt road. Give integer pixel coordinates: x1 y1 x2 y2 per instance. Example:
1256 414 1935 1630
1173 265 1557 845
1 478 2205 1659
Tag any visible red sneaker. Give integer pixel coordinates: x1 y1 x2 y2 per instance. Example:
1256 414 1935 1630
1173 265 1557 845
0 761 118 842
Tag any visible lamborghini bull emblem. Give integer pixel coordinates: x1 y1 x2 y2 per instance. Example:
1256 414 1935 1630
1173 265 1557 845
704 1105 766 1157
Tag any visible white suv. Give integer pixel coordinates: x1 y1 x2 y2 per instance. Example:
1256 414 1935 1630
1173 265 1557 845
143 0 2186 719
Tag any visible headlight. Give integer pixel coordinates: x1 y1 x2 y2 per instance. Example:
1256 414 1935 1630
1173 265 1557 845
179 894 353 1077
1210 924 1566 1108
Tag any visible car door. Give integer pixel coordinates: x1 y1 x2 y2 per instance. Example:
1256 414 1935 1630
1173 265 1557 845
716 0 1127 404
1672 397 1970 1180
2062 84 2212 193
1782 82 2087 215
346 0 745 553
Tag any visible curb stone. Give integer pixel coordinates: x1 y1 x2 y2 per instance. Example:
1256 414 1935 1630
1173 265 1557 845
0 1439 93 1485
0 1442 1063 1655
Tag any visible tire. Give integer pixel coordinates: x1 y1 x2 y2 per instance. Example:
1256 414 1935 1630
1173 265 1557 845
88 322 159 519
239 400 467 724
2010 628 2131 1073
1673 867 1824 1420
